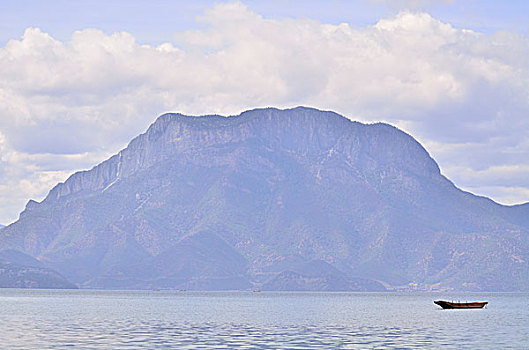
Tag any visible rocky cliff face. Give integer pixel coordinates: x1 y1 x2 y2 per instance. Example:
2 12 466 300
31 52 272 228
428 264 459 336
1 107 528 291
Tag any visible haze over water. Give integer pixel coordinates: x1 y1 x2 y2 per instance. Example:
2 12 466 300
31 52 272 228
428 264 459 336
1 289 527 349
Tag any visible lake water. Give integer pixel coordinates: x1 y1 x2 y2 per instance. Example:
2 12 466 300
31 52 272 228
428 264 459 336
0 289 527 349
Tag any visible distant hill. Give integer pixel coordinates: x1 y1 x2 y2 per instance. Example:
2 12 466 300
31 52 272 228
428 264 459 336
0 249 77 289
1 107 528 291
262 260 386 291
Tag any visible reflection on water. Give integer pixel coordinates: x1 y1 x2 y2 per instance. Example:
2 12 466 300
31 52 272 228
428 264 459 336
0 290 527 349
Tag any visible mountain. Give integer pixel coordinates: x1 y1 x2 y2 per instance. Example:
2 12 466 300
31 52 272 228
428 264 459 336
262 260 386 291
1 107 528 291
0 249 77 289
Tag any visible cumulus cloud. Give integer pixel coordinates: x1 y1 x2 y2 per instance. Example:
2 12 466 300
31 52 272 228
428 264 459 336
0 2 529 223
371 0 459 11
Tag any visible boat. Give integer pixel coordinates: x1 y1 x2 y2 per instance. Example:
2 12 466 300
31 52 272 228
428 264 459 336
434 300 488 309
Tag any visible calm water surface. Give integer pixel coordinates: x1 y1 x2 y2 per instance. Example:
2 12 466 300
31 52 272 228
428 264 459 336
0 289 527 349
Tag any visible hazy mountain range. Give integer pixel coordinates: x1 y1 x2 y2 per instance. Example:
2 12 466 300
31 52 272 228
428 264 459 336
1 107 528 291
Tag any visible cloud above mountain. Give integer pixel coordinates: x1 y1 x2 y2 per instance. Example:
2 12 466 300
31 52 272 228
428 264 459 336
371 0 458 11
0 2 528 223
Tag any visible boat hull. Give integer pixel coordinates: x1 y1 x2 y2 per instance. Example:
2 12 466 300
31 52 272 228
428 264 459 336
434 300 488 309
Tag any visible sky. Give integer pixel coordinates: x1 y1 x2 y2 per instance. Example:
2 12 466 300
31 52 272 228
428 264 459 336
0 0 529 224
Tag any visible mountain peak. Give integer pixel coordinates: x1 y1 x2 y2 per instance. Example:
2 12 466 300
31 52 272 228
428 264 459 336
2 107 527 291
30 107 440 211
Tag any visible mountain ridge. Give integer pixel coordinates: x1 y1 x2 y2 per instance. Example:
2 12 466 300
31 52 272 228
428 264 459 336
22 107 443 214
2 107 528 291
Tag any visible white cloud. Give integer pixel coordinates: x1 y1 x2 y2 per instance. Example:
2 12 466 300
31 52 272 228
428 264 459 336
371 0 459 11
471 186 529 206
0 2 528 223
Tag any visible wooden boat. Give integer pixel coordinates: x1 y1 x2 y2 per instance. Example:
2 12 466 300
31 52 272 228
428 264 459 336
434 300 488 309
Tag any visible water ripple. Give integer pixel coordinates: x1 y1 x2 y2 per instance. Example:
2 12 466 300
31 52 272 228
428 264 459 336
0 290 527 349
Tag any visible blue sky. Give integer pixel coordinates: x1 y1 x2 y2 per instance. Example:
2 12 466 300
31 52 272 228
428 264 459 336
0 0 529 224
1 0 528 45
